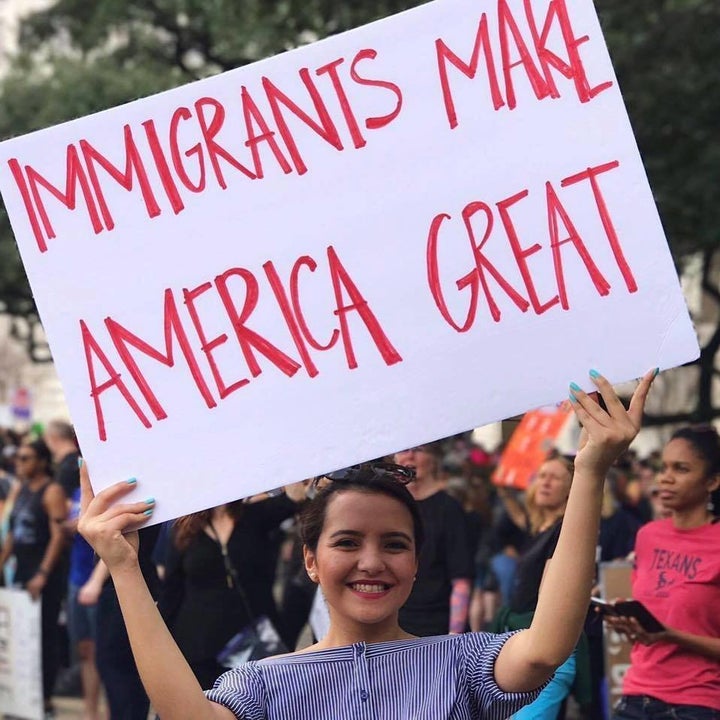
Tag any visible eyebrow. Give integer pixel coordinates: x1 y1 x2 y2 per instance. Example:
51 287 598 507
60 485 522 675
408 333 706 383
329 530 413 542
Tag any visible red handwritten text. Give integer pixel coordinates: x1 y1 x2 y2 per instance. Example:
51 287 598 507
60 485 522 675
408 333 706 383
8 48 404 254
436 0 613 128
80 246 402 441
426 160 637 331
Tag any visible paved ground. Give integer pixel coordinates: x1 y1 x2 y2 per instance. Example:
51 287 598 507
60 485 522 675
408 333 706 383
0 697 102 720
52 697 95 719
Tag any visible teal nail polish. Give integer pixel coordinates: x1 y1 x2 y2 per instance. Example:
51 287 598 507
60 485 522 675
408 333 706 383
569 394 578 404
570 382 582 393
143 508 154 516
653 367 660 378
589 369 600 379
145 498 155 505
78 457 84 469
127 477 137 485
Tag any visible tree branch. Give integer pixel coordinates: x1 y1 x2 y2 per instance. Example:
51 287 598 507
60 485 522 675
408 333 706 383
143 0 250 75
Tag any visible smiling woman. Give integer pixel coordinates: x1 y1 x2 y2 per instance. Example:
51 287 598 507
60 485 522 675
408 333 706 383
299 468 422 644
207 465 542 718
77 369 656 720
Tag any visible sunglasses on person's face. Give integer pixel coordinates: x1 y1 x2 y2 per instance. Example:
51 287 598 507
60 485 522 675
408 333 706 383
315 462 416 488
15 454 36 462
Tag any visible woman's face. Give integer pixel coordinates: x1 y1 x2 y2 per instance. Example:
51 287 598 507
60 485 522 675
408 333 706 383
657 438 719 513
304 490 418 634
14 445 40 481
533 459 572 511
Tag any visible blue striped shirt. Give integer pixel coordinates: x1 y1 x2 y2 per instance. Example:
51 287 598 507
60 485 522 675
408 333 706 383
206 632 546 719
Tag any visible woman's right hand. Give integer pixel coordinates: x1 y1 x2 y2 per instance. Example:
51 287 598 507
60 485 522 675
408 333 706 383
78 461 154 572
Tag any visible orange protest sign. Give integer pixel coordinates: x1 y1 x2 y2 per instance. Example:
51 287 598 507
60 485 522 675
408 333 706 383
492 406 572 489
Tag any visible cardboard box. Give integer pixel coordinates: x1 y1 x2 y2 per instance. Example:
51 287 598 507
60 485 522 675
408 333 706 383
599 561 633 716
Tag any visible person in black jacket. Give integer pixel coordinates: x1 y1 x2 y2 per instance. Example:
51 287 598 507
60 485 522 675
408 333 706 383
158 491 303 688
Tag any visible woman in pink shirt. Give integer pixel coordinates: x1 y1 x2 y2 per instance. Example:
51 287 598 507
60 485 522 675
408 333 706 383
607 426 720 720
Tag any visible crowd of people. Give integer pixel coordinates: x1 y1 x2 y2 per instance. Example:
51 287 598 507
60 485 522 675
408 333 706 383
0 371 717 719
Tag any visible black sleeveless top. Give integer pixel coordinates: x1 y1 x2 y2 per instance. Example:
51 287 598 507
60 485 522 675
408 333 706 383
509 518 563 614
9 481 52 584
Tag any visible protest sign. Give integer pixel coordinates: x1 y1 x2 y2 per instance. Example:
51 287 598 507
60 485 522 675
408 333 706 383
10 386 32 422
0 589 43 720
492 405 572 489
0 0 699 522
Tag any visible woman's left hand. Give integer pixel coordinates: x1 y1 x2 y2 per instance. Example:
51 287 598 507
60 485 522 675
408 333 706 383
571 369 656 474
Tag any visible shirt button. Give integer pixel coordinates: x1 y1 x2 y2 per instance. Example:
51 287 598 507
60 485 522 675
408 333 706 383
360 690 369 702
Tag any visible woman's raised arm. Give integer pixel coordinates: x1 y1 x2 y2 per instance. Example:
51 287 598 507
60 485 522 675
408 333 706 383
494 369 656 693
77 463 236 720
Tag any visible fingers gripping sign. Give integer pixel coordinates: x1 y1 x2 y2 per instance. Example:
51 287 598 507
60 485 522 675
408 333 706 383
78 459 155 572
569 368 657 473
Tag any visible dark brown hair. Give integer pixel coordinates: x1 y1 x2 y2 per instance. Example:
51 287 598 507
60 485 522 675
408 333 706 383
173 500 245 551
670 425 720 476
300 469 424 555
22 439 53 475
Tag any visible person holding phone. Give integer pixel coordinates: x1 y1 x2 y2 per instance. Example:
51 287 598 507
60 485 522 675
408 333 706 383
590 598 664 634
604 425 720 720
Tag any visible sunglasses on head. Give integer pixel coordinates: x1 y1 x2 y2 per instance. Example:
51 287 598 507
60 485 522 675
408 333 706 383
315 462 416 488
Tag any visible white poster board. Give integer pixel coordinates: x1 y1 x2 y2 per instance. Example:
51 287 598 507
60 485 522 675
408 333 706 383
0 0 698 522
0 589 43 720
